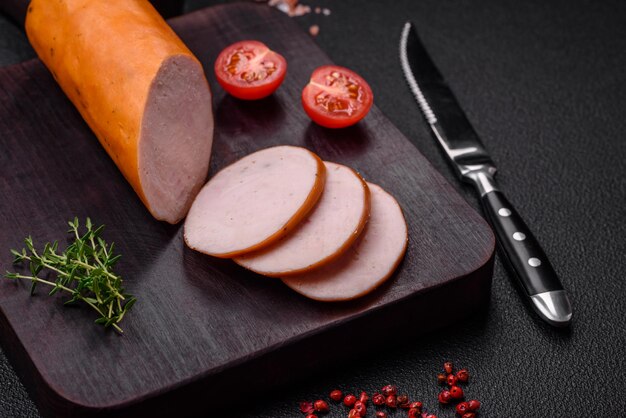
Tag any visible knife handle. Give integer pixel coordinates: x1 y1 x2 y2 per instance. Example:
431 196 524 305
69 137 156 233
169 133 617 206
480 190 572 326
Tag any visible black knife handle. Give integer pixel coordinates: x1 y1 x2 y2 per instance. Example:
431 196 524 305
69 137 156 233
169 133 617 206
481 190 563 295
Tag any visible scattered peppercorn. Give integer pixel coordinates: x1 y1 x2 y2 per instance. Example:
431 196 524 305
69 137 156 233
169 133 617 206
298 362 477 418
438 390 452 404
330 390 343 402
456 401 470 415
348 409 360 418
300 401 314 414
353 401 366 416
408 408 421 418
372 393 385 406
313 399 329 413
344 394 357 408
449 385 464 400
456 369 469 383
381 385 397 396
468 399 481 411
409 401 423 411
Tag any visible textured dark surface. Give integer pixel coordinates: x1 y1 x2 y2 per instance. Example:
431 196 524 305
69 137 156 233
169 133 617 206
0 0 625 417
0 2 494 417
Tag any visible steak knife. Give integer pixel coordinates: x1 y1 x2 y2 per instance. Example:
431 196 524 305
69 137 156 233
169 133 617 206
399 22 572 327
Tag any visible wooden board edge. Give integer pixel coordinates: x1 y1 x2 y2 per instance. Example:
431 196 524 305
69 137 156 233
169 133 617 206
2 252 493 417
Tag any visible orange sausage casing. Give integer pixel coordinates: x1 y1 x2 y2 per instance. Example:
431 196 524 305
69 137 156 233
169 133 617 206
25 0 214 223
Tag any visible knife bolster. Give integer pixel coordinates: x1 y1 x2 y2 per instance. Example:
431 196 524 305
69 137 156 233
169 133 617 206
463 166 498 196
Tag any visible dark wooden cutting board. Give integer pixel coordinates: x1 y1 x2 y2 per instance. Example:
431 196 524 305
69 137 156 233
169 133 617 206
0 3 494 417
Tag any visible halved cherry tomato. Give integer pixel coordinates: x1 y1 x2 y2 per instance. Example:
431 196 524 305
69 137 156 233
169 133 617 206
214 40 287 100
301 65 373 129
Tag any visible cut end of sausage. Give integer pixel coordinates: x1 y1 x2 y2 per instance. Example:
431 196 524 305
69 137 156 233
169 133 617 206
139 54 214 224
282 183 408 302
234 161 370 277
184 146 326 258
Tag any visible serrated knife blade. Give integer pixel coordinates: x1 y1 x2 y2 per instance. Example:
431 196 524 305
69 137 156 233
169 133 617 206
400 22 572 327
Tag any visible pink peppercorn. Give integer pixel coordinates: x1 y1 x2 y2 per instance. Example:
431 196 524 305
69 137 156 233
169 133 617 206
408 408 421 418
409 401 423 411
449 385 464 400
381 385 397 396
330 390 343 402
372 393 385 406
344 394 357 408
438 390 452 404
300 401 314 414
353 401 366 417
468 399 481 411
313 400 329 413
456 369 469 383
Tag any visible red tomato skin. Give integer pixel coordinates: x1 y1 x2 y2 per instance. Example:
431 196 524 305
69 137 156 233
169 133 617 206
301 65 373 129
214 40 287 100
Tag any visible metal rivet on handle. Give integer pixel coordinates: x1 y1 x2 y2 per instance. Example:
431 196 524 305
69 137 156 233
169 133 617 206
498 208 512 217
528 258 542 267
513 232 526 241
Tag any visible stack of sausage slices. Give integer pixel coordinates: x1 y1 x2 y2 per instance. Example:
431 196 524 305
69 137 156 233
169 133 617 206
184 145 408 301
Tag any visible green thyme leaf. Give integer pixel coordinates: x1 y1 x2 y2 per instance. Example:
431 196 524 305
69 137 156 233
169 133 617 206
4 218 136 334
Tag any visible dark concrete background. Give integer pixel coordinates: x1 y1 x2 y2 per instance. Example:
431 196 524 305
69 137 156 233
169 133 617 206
1 0 625 416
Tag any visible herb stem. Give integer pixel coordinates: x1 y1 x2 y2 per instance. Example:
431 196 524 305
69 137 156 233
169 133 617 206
5 218 135 333
7 273 124 334
73 260 122 283
9 273 74 293
82 299 123 334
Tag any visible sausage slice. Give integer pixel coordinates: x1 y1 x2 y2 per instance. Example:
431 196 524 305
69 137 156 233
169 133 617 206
184 146 326 258
234 162 370 277
282 183 408 301
25 0 214 224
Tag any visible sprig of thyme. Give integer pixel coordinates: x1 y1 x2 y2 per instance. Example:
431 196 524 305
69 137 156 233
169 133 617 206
5 218 136 334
